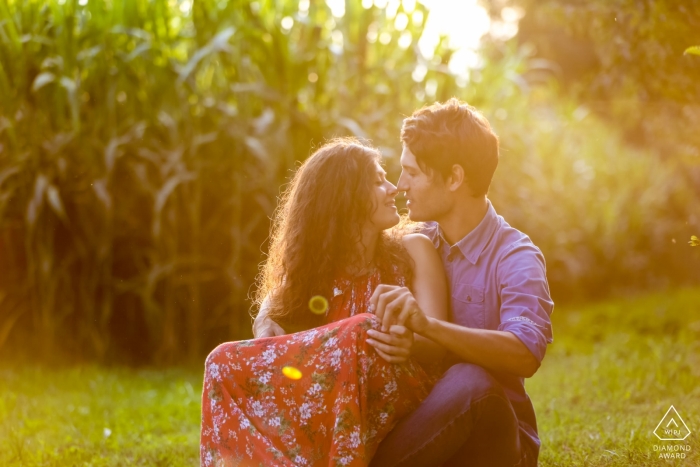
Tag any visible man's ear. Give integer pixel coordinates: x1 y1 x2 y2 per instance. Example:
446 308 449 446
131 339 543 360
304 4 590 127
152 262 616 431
446 164 465 192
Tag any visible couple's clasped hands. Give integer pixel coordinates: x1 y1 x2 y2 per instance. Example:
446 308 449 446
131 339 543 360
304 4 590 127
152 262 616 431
255 284 428 364
366 284 429 363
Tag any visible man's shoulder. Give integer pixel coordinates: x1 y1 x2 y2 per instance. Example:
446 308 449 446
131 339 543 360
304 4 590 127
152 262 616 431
492 214 544 260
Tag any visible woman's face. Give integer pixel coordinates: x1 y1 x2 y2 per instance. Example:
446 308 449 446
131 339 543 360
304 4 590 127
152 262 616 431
368 161 400 230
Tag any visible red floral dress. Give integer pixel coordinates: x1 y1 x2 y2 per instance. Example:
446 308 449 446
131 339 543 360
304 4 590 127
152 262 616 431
200 269 437 467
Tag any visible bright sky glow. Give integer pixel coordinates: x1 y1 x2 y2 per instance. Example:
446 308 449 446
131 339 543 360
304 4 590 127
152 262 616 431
417 0 490 72
326 0 521 77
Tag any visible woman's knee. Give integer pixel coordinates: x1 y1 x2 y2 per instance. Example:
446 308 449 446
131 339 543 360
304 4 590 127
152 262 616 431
204 342 236 377
347 312 381 330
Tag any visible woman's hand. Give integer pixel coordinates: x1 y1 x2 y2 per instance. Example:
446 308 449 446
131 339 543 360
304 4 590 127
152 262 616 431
253 295 286 338
366 325 414 363
253 316 286 338
369 284 430 334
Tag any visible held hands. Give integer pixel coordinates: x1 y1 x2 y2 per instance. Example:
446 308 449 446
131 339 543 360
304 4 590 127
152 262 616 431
369 285 430 334
254 286 428 361
366 284 430 363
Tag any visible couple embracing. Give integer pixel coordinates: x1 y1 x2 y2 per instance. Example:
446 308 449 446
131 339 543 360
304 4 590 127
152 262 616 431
200 99 554 467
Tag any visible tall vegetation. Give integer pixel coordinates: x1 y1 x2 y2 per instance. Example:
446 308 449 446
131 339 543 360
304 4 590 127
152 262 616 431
685 45 699 248
502 0 700 157
0 0 697 364
0 0 438 363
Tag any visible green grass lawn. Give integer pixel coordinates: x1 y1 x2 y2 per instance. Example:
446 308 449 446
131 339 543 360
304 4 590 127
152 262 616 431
530 287 700 466
1 288 699 466
0 368 202 466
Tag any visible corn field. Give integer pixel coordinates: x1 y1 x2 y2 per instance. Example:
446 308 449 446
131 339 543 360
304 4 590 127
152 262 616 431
0 0 449 364
0 0 698 364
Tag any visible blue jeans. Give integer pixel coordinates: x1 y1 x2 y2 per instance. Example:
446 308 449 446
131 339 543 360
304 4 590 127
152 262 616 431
370 363 535 467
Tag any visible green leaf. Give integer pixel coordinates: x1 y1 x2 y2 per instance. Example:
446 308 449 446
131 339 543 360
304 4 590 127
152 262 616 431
59 76 76 94
126 42 151 62
178 27 235 82
31 72 55 91
46 184 69 223
683 46 700 56
26 174 48 228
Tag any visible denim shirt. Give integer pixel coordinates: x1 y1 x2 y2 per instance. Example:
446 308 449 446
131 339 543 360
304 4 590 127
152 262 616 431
421 200 554 455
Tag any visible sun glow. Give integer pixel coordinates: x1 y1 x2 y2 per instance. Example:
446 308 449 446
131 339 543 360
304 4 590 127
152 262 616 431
417 0 491 76
328 0 520 77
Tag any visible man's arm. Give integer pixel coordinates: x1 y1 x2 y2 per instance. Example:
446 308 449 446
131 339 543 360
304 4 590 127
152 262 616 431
370 287 539 377
370 242 553 378
421 320 539 377
494 242 554 372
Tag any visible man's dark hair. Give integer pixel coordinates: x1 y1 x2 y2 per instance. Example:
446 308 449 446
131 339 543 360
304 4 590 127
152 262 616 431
400 98 499 196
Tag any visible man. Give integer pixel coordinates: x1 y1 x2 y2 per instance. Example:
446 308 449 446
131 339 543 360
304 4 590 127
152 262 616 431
366 98 553 467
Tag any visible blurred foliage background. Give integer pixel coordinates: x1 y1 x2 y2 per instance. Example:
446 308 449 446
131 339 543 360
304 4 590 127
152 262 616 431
0 0 698 365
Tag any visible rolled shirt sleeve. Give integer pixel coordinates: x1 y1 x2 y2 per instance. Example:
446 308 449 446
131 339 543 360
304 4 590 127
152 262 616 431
496 240 554 364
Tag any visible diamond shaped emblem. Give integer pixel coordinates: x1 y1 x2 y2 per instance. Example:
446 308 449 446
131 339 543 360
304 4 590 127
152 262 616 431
653 406 691 441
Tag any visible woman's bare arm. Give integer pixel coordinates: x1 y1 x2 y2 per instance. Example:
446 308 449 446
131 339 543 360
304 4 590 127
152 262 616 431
400 233 448 363
366 233 448 364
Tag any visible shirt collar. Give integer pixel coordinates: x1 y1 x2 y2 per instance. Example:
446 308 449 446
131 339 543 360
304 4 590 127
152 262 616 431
432 199 500 265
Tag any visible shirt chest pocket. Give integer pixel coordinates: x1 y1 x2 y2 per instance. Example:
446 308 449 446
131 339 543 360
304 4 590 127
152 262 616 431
451 283 486 329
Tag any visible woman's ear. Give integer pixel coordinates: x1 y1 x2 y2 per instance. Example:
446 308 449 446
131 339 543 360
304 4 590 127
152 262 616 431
446 164 465 192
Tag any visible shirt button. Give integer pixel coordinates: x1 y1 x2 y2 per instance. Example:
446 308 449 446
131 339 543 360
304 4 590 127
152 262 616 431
467 295 472 302
447 253 454 262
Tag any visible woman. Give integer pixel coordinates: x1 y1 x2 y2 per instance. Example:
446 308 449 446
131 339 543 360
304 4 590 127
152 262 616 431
200 138 448 467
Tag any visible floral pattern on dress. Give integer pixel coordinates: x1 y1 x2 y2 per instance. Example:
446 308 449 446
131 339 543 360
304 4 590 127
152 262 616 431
200 269 435 467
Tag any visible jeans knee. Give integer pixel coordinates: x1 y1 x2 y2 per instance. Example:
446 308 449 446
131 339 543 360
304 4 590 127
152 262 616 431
440 363 507 407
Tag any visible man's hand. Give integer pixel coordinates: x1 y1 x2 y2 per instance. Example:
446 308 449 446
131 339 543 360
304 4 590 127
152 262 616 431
369 285 430 334
366 325 414 363
253 316 286 338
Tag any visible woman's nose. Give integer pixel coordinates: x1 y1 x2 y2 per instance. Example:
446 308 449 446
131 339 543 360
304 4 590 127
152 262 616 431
387 181 398 197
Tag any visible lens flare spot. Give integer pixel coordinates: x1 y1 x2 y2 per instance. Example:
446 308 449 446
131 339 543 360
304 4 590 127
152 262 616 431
308 295 329 315
282 366 302 380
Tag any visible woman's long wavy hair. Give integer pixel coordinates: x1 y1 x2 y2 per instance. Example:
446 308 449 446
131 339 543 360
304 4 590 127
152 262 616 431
252 138 413 332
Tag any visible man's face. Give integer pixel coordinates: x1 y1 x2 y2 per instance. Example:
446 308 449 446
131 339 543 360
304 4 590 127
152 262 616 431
397 146 452 222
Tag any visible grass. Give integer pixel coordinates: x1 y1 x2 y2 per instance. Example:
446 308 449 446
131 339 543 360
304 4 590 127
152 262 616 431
0 367 202 466
530 287 700 466
1 287 699 466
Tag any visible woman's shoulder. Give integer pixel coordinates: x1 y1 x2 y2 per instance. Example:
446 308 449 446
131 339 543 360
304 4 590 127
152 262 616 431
400 233 442 277
401 233 435 254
